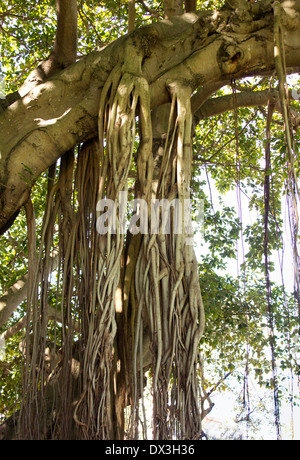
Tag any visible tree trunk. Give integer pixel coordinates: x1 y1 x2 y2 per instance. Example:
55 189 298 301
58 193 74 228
164 0 183 18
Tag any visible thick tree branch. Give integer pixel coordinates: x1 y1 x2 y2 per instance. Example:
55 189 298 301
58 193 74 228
164 0 183 18
193 88 300 128
136 0 160 18
191 81 231 114
194 88 280 121
0 305 80 343
128 0 136 32
0 274 29 328
19 0 78 97
185 0 197 12
0 3 300 234
0 249 59 328
53 0 78 67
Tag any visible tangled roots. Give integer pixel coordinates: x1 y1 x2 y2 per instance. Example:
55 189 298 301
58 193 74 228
18 47 205 440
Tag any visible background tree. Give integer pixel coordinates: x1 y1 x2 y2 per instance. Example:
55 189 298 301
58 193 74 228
0 0 300 440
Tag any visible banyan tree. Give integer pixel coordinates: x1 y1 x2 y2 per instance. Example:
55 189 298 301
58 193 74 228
0 0 300 440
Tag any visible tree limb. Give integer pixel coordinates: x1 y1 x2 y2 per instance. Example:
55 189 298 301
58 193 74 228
53 0 78 67
19 0 78 97
164 0 183 18
194 88 280 122
0 249 59 328
128 0 136 32
1 4 300 234
193 88 300 128
185 0 197 13
191 81 230 114
0 304 80 343
136 0 161 18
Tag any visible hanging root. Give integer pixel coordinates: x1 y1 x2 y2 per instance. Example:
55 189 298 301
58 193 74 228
75 44 154 439
129 82 205 440
274 0 300 332
17 33 205 440
271 2 300 439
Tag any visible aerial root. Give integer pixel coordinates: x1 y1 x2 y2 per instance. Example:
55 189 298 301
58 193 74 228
127 82 205 439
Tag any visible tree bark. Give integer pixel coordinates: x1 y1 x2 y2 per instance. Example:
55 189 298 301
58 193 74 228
164 0 183 18
194 88 280 122
1 5 300 235
19 0 78 97
185 0 197 12
128 0 136 32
